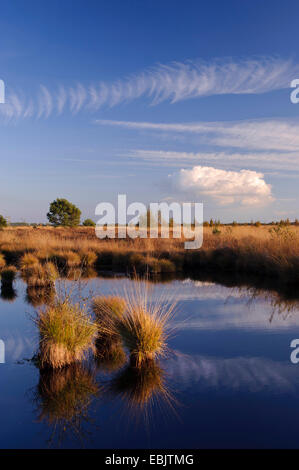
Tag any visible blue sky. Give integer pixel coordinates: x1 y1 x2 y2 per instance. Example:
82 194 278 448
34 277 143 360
1 0 299 222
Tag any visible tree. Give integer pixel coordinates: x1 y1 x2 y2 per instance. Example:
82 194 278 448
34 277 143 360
82 218 96 227
47 198 81 227
0 215 7 228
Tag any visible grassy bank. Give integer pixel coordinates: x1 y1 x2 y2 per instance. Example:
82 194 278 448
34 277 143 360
0 225 299 282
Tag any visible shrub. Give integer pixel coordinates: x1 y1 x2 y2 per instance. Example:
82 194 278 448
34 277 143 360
0 215 7 228
212 227 221 235
36 299 97 369
82 219 96 227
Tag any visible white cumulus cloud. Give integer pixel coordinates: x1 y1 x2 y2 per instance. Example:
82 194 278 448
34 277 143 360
170 165 274 206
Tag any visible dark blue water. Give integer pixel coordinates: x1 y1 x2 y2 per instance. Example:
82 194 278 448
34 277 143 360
1 277 299 448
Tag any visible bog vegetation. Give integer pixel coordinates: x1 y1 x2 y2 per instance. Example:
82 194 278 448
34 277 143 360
0 223 298 282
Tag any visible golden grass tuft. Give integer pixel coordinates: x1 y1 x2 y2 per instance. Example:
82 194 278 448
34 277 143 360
115 280 176 367
20 253 39 270
36 299 97 369
22 261 58 287
80 250 97 267
93 296 127 370
64 251 82 267
93 295 126 322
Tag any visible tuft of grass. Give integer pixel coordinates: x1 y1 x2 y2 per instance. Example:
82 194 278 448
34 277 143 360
116 281 176 367
49 251 81 269
64 251 82 267
80 250 97 267
35 298 97 369
93 295 126 322
43 262 59 283
93 295 127 369
20 253 39 270
22 261 58 287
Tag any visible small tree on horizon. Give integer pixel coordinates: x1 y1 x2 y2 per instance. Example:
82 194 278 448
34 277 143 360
47 198 81 227
82 218 96 227
0 215 7 228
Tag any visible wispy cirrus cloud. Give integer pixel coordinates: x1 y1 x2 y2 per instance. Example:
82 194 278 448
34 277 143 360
125 149 299 172
97 118 299 152
0 56 298 121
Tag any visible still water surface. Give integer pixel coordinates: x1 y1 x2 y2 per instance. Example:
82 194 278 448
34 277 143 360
0 276 299 448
